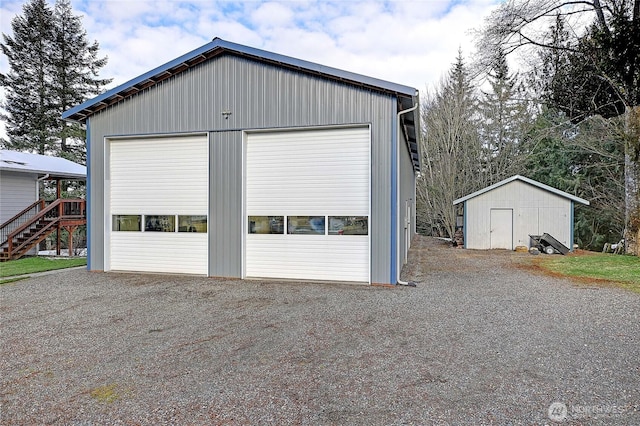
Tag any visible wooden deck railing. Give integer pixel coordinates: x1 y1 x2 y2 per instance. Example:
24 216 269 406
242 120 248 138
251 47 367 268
0 199 45 246
2 199 86 260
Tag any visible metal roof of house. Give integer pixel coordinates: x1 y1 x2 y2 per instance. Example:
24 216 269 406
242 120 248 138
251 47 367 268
0 150 86 179
61 37 421 171
453 175 590 206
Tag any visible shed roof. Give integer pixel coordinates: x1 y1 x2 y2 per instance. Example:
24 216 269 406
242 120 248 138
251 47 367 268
453 175 590 206
61 37 421 171
0 150 86 179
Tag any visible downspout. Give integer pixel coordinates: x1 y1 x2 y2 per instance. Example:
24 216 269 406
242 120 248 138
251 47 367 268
396 101 418 287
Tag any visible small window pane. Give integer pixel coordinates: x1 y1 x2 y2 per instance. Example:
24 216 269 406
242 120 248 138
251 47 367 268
329 216 368 235
248 216 284 234
144 215 175 232
287 216 325 235
113 215 141 231
178 215 207 233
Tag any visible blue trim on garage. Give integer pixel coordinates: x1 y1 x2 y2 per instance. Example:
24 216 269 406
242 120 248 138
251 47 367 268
86 119 91 271
390 102 398 284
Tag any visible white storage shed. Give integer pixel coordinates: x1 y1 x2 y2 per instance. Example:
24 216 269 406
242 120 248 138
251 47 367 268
453 175 590 250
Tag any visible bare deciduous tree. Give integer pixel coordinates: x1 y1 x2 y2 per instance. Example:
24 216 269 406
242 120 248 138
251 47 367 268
475 0 640 254
417 52 485 239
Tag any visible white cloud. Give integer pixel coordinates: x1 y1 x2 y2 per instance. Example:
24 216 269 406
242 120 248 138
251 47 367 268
250 2 295 29
0 0 501 141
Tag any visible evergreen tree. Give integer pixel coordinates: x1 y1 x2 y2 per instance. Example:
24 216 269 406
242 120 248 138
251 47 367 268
1 0 111 162
525 109 625 250
1 0 56 154
478 47 532 182
51 0 111 163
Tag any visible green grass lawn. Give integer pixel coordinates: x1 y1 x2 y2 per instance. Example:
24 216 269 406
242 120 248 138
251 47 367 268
0 257 87 278
537 252 640 293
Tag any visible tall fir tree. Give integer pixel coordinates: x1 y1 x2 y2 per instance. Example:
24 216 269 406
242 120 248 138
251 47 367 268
51 0 111 163
1 0 57 154
1 0 111 162
478 47 531 183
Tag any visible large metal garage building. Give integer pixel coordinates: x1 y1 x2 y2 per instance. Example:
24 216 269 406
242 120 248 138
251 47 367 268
62 38 420 285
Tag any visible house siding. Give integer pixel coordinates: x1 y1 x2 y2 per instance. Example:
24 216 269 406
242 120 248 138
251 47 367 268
0 171 38 224
88 53 398 283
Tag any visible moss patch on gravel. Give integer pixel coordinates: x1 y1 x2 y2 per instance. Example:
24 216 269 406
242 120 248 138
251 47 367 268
90 384 120 403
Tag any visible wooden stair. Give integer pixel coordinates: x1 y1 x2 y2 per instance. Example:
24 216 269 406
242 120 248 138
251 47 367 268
0 199 86 261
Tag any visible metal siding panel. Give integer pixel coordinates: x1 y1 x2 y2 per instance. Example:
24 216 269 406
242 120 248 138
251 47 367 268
516 207 539 247
539 205 570 246
209 131 243 277
399 130 415 266
88 54 397 282
369 99 393 284
64 39 415 121
465 198 482 249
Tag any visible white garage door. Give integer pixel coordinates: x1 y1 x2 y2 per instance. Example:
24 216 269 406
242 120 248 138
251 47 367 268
108 135 208 274
246 127 370 282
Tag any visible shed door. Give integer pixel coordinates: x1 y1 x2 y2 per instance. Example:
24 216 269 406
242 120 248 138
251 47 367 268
245 127 370 282
108 135 208 274
490 208 513 250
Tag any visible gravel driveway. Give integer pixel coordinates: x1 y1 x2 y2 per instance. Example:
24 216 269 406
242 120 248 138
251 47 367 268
1 236 639 425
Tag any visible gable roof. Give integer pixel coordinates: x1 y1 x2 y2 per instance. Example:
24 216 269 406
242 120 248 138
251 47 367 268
61 37 420 171
453 175 590 206
62 37 418 122
0 150 86 179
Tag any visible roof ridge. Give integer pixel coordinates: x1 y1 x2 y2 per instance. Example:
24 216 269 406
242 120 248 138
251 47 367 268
452 175 590 205
62 37 417 123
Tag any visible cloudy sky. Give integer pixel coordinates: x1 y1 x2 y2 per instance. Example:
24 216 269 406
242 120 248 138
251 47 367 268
1 0 500 138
